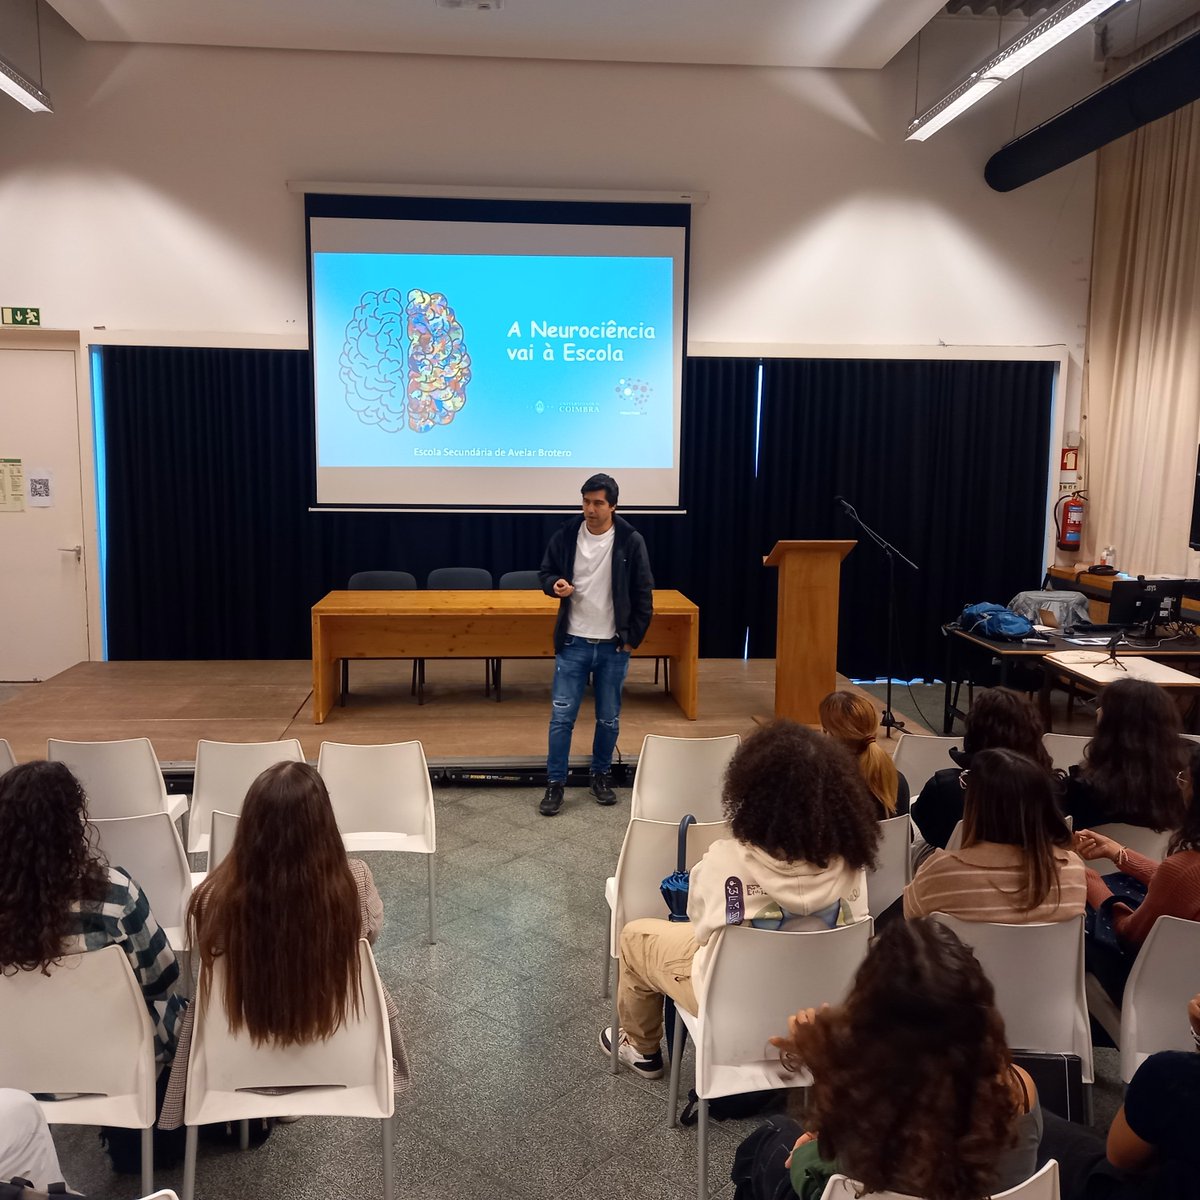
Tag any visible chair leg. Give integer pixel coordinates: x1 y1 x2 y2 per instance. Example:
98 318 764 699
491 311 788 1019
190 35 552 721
141 1127 154 1198
667 1016 684 1127
239 1118 250 1150
494 658 503 702
653 656 660 684
484 657 492 697
410 659 418 696
381 1116 395 1200
664 658 670 693
341 658 349 706
601 945 611 998
427 854 437 945
183 1125 199 1200
697 1097 709 1200
610 962 621 1075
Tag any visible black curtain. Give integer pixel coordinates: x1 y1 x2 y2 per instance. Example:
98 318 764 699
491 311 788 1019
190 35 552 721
751 358 1054 679
101 348 760 661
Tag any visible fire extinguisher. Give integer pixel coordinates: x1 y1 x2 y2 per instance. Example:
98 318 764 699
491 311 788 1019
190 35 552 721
1055 492 1085 552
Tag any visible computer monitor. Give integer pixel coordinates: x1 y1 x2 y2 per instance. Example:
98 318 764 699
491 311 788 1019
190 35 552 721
1108 577 1187 633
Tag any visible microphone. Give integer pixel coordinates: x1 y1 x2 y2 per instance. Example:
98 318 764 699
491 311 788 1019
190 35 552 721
834 495 855 516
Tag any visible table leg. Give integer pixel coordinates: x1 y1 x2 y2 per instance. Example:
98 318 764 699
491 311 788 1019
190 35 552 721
668 618 699 720
311 616 336 724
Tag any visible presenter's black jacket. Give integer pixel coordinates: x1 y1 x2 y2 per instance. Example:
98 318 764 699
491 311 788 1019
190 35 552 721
539 514 654 652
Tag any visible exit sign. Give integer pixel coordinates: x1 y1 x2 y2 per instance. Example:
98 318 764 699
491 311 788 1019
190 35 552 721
2 307 41 326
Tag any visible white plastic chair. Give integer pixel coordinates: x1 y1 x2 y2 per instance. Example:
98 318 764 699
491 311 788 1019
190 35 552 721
1118 915 1200 1081
630 734 741 821
1086 822 1172 877
90 812 193 950
139 1192 181 1200
317 740 437 943
602 817 730 1006
181 939 395 1200
867 814 912 917
1042 733 1090 771
0 945 159 1197
946 815 1071 852
48 737 187 825
0 737 15 774
187 739 304 856
668 920 874 1200
208 810 239 873
932 913 1093 1083
891 734 960 798
819 1159 1060 1200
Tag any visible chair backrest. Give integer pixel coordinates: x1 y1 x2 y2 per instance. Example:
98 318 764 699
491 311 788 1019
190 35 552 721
47 737 170 819
931 913 1092 1083
891 734 960 797
948 815 1070 852
819 1159 1060 1200
0 945 156 1128
426 567 493 590
183 939 393 1124
1119 914 1200 1081
0 737 15 774
208 810 240 873
188 739 305 854
697 920 873 1099
866 815 911 917
1088 822 1173 876
629 734 741 822
610 818 731 952
348 570 417 590
316 740 436 852
90 813 192 942
498 570 542 589
1042 733 1090 771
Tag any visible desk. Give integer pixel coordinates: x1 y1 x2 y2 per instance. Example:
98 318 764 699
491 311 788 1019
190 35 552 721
1047 566 1200 624
942 628 1200 734
1041 651 1200 725
311 589 700 724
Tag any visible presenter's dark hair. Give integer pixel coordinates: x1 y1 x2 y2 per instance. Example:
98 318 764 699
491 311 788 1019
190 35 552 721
0 760 110 973
581 473 618 506
723 719 879 869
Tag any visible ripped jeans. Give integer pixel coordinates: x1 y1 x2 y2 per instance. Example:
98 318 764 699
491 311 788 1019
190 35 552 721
545 635 630 783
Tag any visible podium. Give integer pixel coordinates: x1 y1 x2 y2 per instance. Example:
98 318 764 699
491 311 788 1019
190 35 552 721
764 540 855 724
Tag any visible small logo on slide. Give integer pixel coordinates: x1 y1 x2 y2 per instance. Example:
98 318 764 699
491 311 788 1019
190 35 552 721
615 377 652 415
338 288 471 434
535 401 545 415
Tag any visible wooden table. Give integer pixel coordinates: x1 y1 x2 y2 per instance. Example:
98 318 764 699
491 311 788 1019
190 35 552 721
311 589 700 724
1039 651 1200 726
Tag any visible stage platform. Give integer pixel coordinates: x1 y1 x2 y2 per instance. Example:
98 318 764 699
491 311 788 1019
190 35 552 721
0 657 928 766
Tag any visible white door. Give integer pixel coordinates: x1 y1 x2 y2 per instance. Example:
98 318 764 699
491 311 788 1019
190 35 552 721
0 347 90 680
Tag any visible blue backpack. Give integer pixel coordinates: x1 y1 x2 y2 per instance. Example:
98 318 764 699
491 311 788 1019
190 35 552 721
959 602 1034 641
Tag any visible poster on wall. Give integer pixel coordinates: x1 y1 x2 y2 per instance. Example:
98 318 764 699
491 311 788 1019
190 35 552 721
0 459 24 512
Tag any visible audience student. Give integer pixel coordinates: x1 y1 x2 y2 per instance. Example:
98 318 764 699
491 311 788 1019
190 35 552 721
1062 678 1187 833
601 720 879 1079
904 748 1085 923
159 761 409 1128
0 760 184 1063
731 919 1042 1200
1073 742 1200 1004
911 687 1054 850
818 690 908 817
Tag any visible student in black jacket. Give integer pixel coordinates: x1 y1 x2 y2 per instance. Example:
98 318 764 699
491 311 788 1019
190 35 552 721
537 473 654 816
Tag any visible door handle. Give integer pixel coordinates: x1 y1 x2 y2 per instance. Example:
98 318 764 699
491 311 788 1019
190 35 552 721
58 544 82 563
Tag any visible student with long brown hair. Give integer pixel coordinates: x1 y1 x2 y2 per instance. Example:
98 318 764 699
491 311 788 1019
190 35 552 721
731 919 1043 1200
904 747 1085 923
159 761 408 1128
818 690 908 817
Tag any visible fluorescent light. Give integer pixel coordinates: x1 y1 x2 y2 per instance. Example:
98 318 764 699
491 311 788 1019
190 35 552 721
907 0 1129 141
0 52 52 113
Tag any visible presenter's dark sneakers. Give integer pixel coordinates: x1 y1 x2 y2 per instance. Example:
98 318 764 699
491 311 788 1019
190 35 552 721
539 783 565 816
590 773 617 805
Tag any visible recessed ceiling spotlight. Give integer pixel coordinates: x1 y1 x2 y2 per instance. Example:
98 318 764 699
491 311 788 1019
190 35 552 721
436 0 503 10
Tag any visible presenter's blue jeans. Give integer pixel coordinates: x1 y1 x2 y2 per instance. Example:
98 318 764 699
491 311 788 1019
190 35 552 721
546 636 631 783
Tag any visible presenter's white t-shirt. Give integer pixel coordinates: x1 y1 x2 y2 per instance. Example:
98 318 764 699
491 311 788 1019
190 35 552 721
567 523 617 639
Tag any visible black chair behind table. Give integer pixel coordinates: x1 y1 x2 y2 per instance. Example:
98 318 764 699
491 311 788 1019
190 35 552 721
492 571 544 702
422 568 495 704
342 571 419 706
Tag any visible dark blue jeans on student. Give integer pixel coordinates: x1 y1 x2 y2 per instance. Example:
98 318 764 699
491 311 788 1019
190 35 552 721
546 635 631 783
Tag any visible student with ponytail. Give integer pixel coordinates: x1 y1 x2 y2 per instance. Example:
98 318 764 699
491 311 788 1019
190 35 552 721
819 691 909 818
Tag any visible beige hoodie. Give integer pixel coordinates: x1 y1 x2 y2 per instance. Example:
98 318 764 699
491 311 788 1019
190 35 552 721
687 838 868 997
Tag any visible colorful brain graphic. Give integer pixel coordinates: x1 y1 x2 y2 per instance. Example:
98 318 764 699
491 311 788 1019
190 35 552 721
339 289 471 434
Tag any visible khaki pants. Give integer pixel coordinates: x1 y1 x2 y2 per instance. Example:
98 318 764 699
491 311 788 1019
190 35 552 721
618 917 699 1054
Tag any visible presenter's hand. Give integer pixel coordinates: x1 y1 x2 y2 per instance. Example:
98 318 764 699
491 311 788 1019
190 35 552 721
553 578 574 597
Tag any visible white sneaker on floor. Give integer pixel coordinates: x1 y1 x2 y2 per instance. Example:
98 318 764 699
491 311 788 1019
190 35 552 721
598 1026 665 1079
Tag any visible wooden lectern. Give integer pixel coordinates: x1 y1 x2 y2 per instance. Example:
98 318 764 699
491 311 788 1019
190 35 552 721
764 540 855 724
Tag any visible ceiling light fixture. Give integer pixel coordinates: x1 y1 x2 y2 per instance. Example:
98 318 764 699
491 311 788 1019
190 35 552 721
0 52 51 112
906 0 1130 142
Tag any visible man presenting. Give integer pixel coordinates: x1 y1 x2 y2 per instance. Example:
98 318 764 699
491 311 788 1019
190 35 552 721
538 473 654 816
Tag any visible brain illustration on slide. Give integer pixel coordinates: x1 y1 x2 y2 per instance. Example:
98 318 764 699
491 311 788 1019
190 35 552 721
338 288 472 434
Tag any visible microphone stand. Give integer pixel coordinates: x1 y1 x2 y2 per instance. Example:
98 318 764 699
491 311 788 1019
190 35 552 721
836 497 920 738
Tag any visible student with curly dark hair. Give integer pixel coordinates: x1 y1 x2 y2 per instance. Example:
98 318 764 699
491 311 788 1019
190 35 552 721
731 919 1042 1200
1063 677 1187 832
911 687 1055 850
601 721 879 1079
0 760 184 1062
